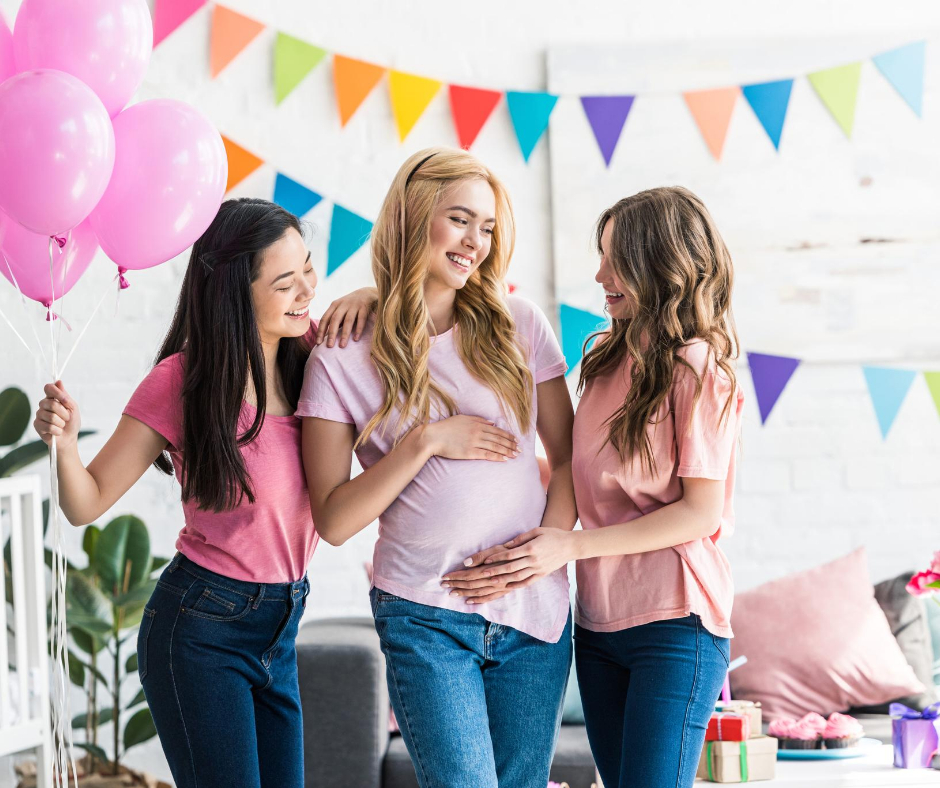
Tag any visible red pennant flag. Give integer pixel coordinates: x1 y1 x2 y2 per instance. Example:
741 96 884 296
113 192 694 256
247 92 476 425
448 85 502 149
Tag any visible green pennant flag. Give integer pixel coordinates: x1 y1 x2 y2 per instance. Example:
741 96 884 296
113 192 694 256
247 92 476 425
807 62 862 138
275 32 327 105
924 372 940 419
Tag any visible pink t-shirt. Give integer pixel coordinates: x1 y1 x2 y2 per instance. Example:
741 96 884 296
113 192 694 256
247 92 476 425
123 351 318 583
571 339 744 638
296 295 570 643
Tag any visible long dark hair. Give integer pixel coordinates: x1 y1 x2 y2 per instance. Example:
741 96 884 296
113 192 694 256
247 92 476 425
154 198 309 512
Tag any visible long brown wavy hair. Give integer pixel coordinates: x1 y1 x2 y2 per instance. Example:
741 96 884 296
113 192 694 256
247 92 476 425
358 147 533 447
578 186 738 475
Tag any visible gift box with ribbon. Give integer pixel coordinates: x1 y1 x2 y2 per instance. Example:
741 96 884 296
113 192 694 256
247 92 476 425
715 700 762 737
706 712 751 742
696 735 777 783
891 701 940 769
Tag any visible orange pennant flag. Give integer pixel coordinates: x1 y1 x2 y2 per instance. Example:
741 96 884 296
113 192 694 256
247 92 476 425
210 6 265 78
222 135 264 192
333 55 386 126
683 87 739 160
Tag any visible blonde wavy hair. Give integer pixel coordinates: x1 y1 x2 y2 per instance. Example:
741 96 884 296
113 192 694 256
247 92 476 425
357 147 534 447
578 186 739 474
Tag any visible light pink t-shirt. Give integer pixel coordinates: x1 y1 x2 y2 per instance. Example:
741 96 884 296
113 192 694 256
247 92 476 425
123 350 318 583
296 295 570 643
572 339 744 638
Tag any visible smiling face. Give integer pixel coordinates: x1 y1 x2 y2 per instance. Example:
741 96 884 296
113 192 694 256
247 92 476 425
595 218 635 319
425 177 496 294
250 227 317 345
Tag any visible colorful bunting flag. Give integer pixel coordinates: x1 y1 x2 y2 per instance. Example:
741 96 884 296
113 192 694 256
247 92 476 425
746 352 800 424
580 95 635 167
683 87 739 160
274 33 327 105
506 91 559 162
559 304 607 375
328 204 373 276
873 42 925 117
209 6 265 78
273 173 322 217
807 63 862 138
333 55 386 127
153 0 206 48
389 71 443 142
449 85 502 149
221 135 264 192
924 372 940 419
742 79 793 150
862 366 917 439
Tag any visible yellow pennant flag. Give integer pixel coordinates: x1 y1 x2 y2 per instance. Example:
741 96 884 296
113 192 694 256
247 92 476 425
389 71 443 141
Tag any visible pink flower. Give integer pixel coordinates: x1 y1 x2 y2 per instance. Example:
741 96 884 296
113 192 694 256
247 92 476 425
906 570 940 597
931 550 940 574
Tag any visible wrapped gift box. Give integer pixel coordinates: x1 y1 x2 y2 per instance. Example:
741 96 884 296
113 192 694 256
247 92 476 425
891 702 940 769
706 712 751 742
697 735 778 783
715 700 762 736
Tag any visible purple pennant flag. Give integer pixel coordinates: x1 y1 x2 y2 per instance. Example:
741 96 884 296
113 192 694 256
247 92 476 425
747 352 801 424
580 95 635 167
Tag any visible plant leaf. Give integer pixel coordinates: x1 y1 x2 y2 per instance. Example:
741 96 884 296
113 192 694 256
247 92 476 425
74 741 110 765
82 525 101 567
113 579 157 609
123 707 158 750
73 707 113 729
70 627 104 656
66 570 112 634
95 515 151 596
0 387 31 446
125 653 138 673
151 556 170 572
67 650 86 687
0 430 95 476
125 688 146 710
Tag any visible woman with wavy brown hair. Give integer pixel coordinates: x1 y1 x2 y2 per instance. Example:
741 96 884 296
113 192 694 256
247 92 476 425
445 186 744 787
297 148 576 787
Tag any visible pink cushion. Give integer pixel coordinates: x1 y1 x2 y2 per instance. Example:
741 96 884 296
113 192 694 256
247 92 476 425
729 547 925 721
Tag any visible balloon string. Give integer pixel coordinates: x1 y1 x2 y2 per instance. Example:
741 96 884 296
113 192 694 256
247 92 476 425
0 301 34 354
1 251 48 367
58 274 117 380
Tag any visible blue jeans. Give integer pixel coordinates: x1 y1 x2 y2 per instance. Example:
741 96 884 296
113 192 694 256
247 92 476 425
138 553 309 788
575 615 729 788
370 588 572 788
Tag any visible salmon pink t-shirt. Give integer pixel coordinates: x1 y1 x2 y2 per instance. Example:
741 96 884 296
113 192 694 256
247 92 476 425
296 296 570 643
572 339 744 638
123 349 318 583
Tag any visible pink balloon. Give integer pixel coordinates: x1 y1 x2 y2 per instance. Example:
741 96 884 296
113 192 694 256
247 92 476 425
0 10 14 84
89 100 227 271
0 69 115 237
13 0 152 118
0 210 98 304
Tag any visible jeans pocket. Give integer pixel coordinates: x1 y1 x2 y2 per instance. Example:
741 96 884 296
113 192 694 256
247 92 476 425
137 607 156 681
710 632 731 669
183 581 253 621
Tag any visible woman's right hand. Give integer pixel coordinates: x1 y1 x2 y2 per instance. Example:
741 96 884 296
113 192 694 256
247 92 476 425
421 415 520 462
33 381 81 448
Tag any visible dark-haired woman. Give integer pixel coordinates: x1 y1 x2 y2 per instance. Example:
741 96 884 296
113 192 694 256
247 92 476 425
32 198 376 788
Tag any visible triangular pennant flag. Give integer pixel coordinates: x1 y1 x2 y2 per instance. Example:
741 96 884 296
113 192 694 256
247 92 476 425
506 91 559 162
683 87 739 160
924 372 940 419
389 71 443 142
508 283 517 294
209 6 265 78
449 85 502 149
274 33 327 105
273 174 322 217
559 304 607 375
221 136 264 192
328 204 373 276
333 55 386 127
580 95 635 167
873 41 925 117
153 0 206 48
862 366 917 439
746 352 800 424
742 79 793 149
807 63 862 138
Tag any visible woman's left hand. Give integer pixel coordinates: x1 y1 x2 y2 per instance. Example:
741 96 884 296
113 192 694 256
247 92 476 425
316 287 378 347
441 527 578 604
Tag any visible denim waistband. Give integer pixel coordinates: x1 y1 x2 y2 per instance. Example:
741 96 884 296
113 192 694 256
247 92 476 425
166 552 308 604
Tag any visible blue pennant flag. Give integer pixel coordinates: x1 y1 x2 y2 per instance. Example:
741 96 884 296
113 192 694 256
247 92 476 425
873 41 925 117
559 304 607 375
327 204 373 276
742 79 794 149
506 91 559 162
273 173 322 217
862 366 917 439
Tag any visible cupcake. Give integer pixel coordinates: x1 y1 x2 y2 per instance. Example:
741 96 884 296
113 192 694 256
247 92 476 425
768 713 826 749
823 712 864 749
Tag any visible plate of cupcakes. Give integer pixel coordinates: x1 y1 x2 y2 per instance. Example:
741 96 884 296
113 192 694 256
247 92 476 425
768 713 881 759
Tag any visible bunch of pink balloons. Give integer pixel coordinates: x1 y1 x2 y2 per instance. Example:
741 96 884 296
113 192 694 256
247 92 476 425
0 0 228 306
